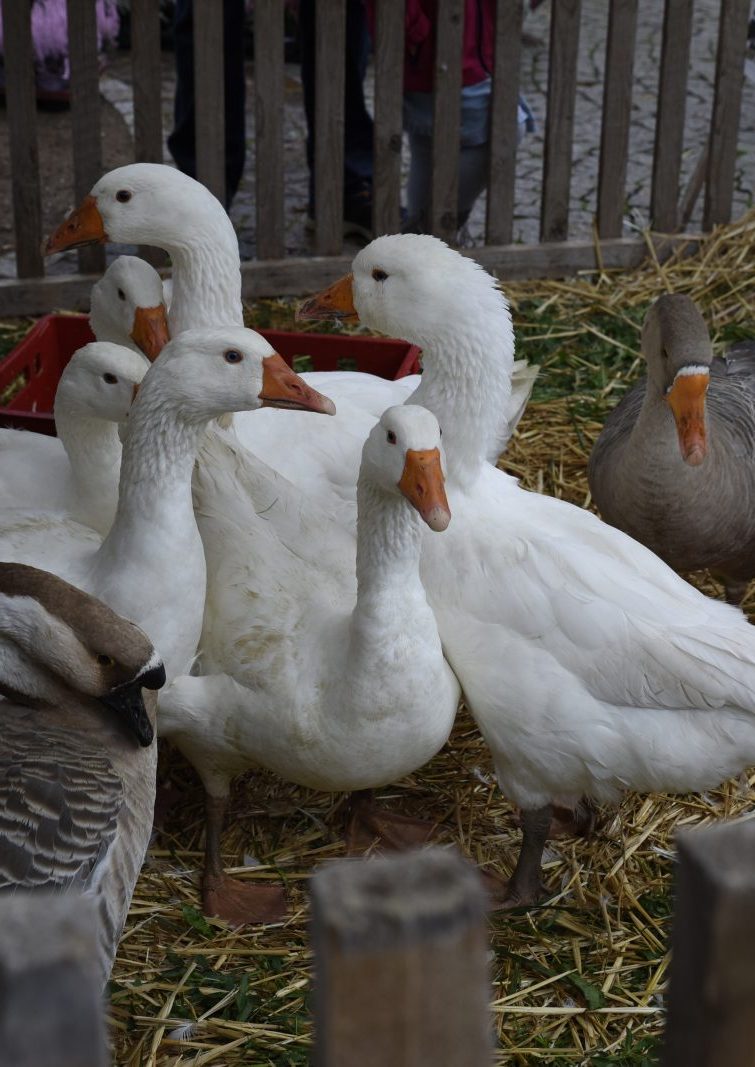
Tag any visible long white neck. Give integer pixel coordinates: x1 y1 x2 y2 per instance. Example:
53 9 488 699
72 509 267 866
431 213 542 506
406 294 514 486
88 379 207 681
354 481 425 598
346 478 431 692
163 206 243 335
54 406 122 536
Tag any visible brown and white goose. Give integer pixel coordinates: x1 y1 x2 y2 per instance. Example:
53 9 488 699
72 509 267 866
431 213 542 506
588 293 755 605
0 562 165 984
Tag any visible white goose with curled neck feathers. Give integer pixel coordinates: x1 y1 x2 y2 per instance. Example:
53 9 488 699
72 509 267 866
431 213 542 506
0 255 169 536
332 233 755 905
0 327 317 684
0 562 165 985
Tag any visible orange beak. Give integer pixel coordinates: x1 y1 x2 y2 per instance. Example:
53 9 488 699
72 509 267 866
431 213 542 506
398 448 451 531
259 353 336 415
296 273 359 323
666 372 709 466
130 304 170 362
45 195 107 255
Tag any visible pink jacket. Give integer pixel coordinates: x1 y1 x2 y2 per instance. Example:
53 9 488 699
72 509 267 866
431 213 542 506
366 0 496 92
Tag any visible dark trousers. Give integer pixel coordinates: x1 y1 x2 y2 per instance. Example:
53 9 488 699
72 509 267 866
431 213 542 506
167 0 247 209
298 0 374 208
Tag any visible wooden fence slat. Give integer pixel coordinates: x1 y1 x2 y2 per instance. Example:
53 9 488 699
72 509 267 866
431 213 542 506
311 849 492 1067
193 0 226 205
597 0 638 238
254 0 285 259
0 235 700 317
650 0 693 231
0 893 108 1067
131 0 163 163
130 0 165 267
431 0 465 241
540 0 581 242
702 0 750 231
314 0 346 255
663 818 755 1066
373 0 405 237
2 0 43 278
485 0 524 246
67 0 105 274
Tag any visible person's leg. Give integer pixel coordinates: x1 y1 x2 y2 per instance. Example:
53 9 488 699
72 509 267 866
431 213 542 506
167 0 246 209
223 0 247 205
298 0 316 212
456 81 492 229
343 0 374 197
167 0 196 181
300 0 373 232
402 92 434 233
456 144 490 228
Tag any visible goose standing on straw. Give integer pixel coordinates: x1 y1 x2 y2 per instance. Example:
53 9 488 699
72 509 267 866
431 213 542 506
301 234 755 907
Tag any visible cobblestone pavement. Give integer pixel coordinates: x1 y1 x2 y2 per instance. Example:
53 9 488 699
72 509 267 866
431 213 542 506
13 0 755 278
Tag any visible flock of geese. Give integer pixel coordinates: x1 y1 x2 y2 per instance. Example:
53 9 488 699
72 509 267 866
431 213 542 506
3 161 755 985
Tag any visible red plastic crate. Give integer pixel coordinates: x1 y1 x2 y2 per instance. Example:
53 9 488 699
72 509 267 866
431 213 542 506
0 314 422 436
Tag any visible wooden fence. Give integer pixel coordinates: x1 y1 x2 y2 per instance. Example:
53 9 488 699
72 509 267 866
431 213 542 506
0 0 751 316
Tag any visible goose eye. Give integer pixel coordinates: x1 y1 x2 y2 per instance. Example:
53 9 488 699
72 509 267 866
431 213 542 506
224 349 243 364
97 654 115 667
103 373 118 384
117 288 126 301
372 268 388 282
387 430 397 444
116 190 132 203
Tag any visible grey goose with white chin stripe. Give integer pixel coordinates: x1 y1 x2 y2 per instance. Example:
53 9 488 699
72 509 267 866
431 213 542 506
588 293 755 606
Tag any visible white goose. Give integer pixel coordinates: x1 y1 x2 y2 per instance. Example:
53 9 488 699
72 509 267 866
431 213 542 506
304 234 755 907
0 562 166 984
0 256 169 536
88 253 168 360
0 329 333 684
159 406 460 923
44 164 536 525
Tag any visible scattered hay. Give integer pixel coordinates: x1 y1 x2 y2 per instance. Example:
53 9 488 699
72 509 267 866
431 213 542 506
8 213 755 1064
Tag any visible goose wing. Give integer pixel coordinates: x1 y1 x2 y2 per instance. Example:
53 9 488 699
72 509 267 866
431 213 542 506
0 717 122 892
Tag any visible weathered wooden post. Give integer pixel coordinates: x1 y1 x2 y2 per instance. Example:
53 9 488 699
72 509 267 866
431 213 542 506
663 816 755 1066
311 847 492 1067
0 893 108 1067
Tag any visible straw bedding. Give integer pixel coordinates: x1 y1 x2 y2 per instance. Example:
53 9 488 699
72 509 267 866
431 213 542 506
7 214 755 1064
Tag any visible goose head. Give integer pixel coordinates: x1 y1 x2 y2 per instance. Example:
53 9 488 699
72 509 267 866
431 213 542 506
362 405 451 531
642 294 713 467
0 563 165 746
298 233 503 346
90 255 169 361
45 163 228 255
145 326 336 422
55 342 149 426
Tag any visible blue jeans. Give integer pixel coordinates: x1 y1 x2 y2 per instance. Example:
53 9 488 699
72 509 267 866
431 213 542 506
403 81 534 232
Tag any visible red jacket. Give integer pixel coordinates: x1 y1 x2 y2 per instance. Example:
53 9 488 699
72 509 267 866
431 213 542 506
366 0 496 92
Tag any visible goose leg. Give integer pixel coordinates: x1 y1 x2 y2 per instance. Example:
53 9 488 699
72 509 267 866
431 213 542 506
499 804 552 909
202 793 287 924
344 789 440 854
514 798 596 840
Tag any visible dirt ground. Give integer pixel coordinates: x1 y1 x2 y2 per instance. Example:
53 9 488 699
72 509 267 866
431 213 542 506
0 96 134 258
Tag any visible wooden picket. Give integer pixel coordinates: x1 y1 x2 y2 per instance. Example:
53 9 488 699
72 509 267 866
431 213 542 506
0 0 749 315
